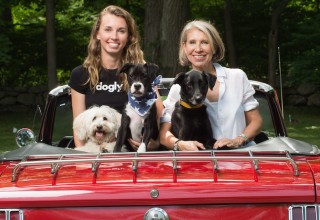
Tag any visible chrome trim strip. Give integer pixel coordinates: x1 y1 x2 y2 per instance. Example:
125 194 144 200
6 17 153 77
0 209 24 220
286 151 299 176
49 85 70 96
289 205 320 220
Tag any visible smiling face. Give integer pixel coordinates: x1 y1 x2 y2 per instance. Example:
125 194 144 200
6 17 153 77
96 13 129 59
183 28 215 72
118 63 158 98
88 106 120 143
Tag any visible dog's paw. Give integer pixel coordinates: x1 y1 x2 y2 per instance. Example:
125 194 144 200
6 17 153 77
137 143 146 153
121 145 131 152
101 142 116 153
101 149 110 153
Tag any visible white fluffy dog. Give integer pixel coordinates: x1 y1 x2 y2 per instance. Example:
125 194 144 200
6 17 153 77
73 105 121 153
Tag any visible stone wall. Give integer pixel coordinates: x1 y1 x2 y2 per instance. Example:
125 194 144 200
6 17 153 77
0 85 48 113
283 83 320 107
0 83 319 113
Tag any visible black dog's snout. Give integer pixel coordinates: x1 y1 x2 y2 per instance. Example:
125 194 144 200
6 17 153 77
193 90 204 102
195 96 203 103
134 84 141 90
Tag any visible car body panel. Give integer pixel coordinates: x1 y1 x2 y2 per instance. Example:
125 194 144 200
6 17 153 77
0 150 317 208
307 158 320 203
1 79 319 220
1 205 294 220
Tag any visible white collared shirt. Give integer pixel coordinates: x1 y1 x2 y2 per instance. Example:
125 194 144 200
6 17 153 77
161 63 259 140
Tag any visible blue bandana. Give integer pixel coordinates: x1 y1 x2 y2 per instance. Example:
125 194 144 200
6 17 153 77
128 75 162 116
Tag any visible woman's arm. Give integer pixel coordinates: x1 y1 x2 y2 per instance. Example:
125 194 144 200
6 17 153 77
147 86 163 150
71 88 86 147
243 108 263 140
155 86 164 122
159 122 205 151
213 108 262 148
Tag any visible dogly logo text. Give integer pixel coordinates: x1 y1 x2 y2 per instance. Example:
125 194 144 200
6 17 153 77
96 82 123 92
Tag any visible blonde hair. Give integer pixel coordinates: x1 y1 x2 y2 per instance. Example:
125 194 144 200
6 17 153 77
83 5 144 91
179 20 225 66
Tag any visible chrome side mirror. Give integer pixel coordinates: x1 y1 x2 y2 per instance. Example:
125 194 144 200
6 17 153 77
16 128 35 148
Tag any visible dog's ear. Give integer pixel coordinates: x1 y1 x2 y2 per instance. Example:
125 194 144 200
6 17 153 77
204 72 217 90
73 110 90 142
100 105 122 138
145 63 159 79
171 72 186 86
117 63 135 75
113 111 122 138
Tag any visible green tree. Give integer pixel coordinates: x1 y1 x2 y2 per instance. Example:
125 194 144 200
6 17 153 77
284 12 320 86
0 0 319 88
144 0 163 64
268 0 289 88
159 0 190 76
7 1 47 87
46 0 57 90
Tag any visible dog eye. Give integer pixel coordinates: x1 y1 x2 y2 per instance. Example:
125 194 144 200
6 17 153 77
103 117 108 121
187 82 193 88
92 116 96 121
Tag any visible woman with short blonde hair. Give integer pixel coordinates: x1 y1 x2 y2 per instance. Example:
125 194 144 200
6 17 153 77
179 20 225 66
160 20 262 151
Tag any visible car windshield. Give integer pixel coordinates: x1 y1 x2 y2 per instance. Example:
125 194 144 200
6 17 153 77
50 89 276 147
52 96 73 146
2 82 319 162
255 94 275 138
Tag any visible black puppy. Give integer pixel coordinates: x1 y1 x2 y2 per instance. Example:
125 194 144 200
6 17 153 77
171 70 216 149
113 63 160 153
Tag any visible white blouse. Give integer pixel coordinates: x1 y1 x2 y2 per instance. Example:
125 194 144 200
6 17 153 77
161 63 259 140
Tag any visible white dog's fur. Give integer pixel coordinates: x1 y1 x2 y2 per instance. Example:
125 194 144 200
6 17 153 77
73 105 121 153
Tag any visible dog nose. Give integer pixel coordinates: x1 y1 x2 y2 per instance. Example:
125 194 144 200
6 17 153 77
134 84 141 90
96 125 103 131
195 96 203 103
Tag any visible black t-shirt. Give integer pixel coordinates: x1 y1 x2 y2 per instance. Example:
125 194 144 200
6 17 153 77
68 65 127 113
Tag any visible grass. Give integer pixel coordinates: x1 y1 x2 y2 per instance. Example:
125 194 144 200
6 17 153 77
0 106 319 154
0 111 42 153
283 106 320 147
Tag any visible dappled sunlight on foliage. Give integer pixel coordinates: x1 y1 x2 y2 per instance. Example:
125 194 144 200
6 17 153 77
0 0 319 88
305 126 320 130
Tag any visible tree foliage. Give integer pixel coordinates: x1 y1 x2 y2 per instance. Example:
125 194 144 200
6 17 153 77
0 0 319 88
283 3 320 86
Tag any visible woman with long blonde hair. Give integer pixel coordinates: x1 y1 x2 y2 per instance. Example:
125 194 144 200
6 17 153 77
69 5 162 148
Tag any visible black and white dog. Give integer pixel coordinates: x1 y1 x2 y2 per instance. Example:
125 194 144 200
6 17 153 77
113 63 161 153
171 70 216 149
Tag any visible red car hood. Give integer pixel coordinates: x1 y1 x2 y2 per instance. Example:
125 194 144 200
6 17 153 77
0 150 318 208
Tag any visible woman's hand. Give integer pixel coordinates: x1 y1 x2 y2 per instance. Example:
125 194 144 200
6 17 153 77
213 137 245 149
176 140 206 151
128 138 140 151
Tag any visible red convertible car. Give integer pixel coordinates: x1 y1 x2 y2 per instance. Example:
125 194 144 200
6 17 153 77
0 79 319 220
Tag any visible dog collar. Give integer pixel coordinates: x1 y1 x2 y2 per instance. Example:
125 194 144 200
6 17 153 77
179 100 203 109
128 75 162 116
